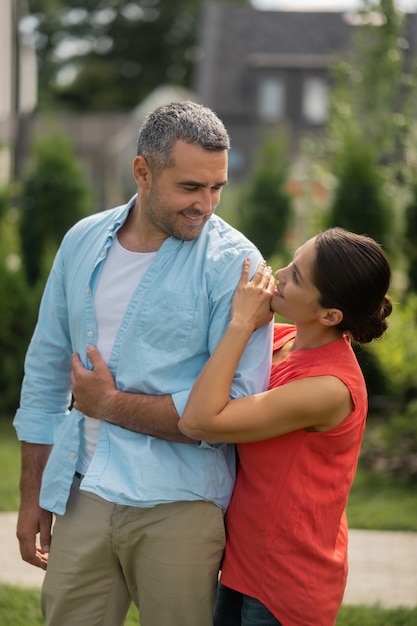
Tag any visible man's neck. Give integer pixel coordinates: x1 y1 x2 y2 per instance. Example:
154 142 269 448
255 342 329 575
118 204 168 253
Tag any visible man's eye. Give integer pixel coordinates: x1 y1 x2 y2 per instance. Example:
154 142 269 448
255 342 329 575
292 270 298 283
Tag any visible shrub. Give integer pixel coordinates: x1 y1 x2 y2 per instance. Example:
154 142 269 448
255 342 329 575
19 133 92 286
327 134 392 251
359 400 417 484
367 293 417 402
0 190 40 415
239 130 293 258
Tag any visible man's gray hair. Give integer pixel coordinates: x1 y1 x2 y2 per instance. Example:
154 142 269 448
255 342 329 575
136 100 230 174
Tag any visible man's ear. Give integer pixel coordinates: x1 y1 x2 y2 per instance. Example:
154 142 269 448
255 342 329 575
133 156 151 189
320 308 343 327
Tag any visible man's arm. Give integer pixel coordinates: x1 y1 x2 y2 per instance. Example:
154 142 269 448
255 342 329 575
16 442 53 570
71 346 194 443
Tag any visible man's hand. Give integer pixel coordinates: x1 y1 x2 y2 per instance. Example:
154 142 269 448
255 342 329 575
17 442 53 570
16 503 52 570
71 345 193 442
71 345 116 419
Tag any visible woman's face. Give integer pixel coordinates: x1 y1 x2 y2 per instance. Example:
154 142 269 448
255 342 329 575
270 237 323 323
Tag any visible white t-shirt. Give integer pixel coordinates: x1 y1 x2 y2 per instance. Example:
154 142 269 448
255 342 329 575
77 236 156 474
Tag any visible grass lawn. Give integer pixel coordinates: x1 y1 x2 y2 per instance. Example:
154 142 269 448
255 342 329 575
0 420 22 511
346 466 417 531
0 585 140 625
1 584 417 625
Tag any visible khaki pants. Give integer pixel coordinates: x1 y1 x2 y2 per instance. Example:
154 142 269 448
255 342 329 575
41 475 225 626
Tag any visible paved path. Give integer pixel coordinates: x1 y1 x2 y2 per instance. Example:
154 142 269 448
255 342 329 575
1 513 45 589
342 528 417 608
1 513 416 608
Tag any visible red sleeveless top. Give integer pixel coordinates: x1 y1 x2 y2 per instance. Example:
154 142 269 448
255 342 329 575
220 324 368 626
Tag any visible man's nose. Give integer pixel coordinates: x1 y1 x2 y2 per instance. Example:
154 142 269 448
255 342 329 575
193 190 218 214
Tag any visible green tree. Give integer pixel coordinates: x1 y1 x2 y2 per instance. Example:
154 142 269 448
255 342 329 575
327 133 392 249
329 0 417 172
19 133 92 285
25 0 249 111
322 0 417 252
239 132 292 259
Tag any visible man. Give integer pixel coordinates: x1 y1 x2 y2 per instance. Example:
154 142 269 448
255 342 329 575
14 100 272 626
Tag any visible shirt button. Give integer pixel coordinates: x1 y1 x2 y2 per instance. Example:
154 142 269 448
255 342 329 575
70 452 76 459
99 251 105 258
86 287 91 295
87 331 94 338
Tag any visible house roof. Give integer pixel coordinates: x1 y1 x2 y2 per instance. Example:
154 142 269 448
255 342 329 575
194 2 417 115
195 3 354 112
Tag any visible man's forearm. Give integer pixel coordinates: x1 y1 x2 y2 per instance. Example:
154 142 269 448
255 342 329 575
91 391 194 443
71 348 194 443
17 442 53 569
20 442 52 504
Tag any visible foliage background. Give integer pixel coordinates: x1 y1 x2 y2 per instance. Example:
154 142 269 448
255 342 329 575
24 0 249 111
2 2 417 624
2 0 416 484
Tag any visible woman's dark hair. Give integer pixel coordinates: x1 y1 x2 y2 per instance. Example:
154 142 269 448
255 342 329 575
312 227 392 344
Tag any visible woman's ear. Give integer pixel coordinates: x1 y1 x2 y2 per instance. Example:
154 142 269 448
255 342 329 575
320 308 343 327
132 156 151 189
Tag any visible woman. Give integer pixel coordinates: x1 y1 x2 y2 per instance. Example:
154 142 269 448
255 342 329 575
179 227 392 626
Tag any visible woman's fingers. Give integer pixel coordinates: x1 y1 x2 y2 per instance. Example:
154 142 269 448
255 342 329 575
240 259 274 292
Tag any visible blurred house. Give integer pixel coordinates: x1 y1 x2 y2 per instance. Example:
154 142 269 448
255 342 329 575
193 2 417 180
8 2 417 209
29 85 193 211
0 0 37 185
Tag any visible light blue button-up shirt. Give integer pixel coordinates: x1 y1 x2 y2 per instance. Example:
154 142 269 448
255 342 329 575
14 196 272 515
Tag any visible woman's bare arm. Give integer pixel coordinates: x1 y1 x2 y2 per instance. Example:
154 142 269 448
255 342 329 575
178 259 352 442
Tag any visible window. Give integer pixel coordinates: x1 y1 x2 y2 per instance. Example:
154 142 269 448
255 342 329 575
302 77 328 124
257 77 285 122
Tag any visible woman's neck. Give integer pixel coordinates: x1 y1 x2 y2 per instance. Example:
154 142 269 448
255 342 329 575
273 325 343 363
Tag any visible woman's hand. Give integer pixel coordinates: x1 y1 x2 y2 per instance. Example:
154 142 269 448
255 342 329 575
231 259 275 331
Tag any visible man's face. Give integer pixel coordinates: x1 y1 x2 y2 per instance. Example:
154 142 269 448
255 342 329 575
141 140 228 241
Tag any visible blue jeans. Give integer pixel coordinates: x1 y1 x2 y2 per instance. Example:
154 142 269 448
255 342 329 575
214 583 283 626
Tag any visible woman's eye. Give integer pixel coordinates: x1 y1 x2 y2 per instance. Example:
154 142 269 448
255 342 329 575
292 270 298 283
